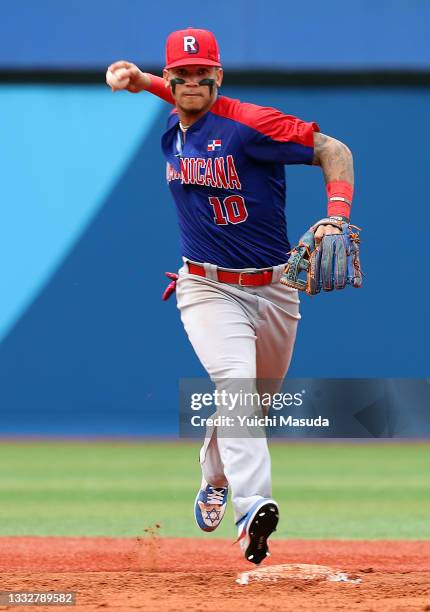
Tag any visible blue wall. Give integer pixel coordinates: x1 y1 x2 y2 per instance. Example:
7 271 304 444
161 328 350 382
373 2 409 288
0 84 429 435
1 0 429 70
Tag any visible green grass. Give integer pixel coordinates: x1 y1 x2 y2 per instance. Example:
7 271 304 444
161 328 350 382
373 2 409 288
0 441 429 539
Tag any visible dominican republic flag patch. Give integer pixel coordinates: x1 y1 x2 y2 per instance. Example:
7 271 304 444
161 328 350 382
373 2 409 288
207 139 222 151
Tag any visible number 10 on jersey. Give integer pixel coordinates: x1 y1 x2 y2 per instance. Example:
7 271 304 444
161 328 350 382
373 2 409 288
209 195 248 225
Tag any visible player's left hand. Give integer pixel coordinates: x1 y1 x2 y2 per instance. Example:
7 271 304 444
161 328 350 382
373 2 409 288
314 221 342 244
280 217 363 294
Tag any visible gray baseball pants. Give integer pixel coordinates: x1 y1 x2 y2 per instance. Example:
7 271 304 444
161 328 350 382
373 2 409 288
176 259 300 523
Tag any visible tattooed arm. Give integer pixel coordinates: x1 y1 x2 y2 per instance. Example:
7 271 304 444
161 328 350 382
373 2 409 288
312 133 354 240
312 132 354 185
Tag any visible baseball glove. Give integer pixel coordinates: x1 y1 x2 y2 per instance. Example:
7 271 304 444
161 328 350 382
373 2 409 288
280 218 363 295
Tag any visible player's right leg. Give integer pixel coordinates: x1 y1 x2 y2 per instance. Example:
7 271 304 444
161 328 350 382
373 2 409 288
194 477 228 532
176 265 274 539
194 431 228 532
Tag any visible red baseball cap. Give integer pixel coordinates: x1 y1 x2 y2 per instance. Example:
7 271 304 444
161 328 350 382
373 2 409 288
165 27 221 70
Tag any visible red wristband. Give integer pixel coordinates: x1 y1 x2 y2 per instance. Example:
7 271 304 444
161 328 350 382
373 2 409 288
327 180 354 219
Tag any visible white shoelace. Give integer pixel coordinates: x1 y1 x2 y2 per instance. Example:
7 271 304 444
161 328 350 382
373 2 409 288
206 487 226 505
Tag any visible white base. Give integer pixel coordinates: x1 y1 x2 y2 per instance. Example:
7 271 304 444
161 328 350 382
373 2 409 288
236 563 362 585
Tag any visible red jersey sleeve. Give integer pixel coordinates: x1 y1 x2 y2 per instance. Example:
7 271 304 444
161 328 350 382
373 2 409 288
145 74 175 105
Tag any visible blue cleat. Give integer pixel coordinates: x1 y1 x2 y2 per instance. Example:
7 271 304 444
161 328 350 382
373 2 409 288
194 480 228 532
236 498 279 564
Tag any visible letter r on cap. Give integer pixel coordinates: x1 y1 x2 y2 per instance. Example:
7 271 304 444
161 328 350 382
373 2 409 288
184 36 198 53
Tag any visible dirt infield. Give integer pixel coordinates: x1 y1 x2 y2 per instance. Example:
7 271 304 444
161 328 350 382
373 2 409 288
1 537 430 611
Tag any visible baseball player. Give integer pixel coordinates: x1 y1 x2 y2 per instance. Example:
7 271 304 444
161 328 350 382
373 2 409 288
106 27 355 564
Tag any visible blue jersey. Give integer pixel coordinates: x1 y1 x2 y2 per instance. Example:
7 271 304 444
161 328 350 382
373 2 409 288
161 95 320 269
